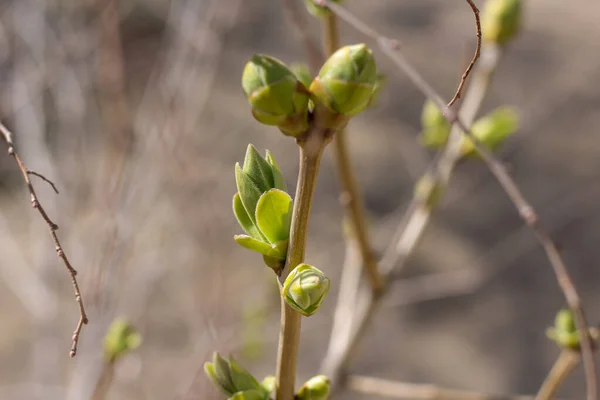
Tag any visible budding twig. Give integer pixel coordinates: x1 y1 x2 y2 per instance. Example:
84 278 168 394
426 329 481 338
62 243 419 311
0 122 88 358
319 2 597 399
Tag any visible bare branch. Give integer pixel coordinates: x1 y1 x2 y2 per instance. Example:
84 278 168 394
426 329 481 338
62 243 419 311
318 2 597 398
447 0 482 106
1 122 88 357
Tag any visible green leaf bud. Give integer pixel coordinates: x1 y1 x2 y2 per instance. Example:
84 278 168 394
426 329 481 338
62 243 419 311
419 100 451 148
234 193 268 242
228 356 263 393
242 54 309 136
103 318 142 362
481 0 522 45
243 144 275 192
460 106 518 158
282 264 330 316
205 353 237 396
304 0 344 17
546 309 581 350
204 352 265 397
296 375 331 400
309 44 377 129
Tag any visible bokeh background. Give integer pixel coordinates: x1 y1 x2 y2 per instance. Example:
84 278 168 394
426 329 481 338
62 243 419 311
1 0 599 399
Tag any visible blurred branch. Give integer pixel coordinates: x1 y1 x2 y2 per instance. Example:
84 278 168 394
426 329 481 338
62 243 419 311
318 3 597 399
0 122 88 357
348 375 540 400
283 0 323 74
321 13 384 294
320 8 498 389
536 350 581 400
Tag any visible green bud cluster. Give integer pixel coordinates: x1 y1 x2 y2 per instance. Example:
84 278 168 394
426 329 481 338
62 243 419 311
304 0 344 17
310 44 378 130
234 145 292 272
282 264 330 316
296 375 331 399
103 319 142 362
546 309 580 350
242 55 310 137
419 101 519 160
481 0 522 45
241 44 379 135
204 353 271 399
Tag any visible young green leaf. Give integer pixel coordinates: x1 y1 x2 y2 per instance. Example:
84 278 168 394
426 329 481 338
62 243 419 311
235 163 263 224
228 357 263 393
212 353 237 396
260 376 277 396
255 189 293 244
265 150 287 192
233 193 267 241
243 144 275 192
234 235 274 256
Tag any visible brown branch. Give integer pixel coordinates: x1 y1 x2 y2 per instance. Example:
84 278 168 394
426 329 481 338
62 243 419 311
27 170 60 194
0 122 88 358
536 350 581 400
448 0 482 106
319 2 597 399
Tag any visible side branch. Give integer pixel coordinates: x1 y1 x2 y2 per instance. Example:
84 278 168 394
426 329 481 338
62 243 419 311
319 2 597 399
1 122 88 358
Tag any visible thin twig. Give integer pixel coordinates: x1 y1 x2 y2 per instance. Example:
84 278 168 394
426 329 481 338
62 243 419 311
322 13 384 293
27 170 60 194
447 0 482 106
320 3 597 399
536 350 581 400
0 122 88 358
348 375 540 400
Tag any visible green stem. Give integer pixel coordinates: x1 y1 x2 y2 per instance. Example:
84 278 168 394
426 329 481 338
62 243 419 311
276 131 327 400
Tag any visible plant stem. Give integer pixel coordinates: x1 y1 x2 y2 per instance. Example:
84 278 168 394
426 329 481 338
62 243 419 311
276 131 328 400
323 11 384 293
91 360 115 400
535 350 581 400
320 44 502 388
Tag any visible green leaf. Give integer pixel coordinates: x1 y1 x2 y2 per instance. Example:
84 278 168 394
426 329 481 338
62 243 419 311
211 353 237 396
228 356 262 392
255 189 292 244
243 144 274 192
236 163 263 225
234 235 274 256
265 150 287 192
205 362 234 397
229 389 269 400
233 193 267 241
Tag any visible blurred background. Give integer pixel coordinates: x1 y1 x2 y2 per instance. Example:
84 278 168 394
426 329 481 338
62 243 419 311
0 0 599 399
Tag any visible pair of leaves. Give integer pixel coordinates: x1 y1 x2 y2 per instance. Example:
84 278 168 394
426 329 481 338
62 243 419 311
234 145 292 261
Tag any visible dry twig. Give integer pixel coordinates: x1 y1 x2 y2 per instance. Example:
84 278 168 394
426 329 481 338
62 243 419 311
0 122 88 357
318 1 597 399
